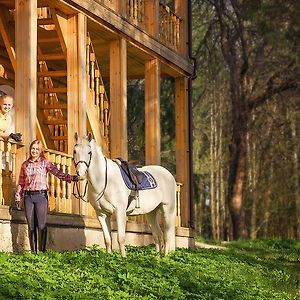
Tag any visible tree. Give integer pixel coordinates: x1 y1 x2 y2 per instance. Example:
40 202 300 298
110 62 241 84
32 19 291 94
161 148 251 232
193 0 300 239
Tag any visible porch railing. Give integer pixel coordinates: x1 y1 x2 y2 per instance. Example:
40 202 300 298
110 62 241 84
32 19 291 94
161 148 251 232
0 139 23 206
44 148 73 213
0 141 182 226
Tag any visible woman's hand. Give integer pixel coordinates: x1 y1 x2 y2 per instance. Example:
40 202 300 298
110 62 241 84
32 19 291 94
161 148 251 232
15 199 21 210
72 175 80 182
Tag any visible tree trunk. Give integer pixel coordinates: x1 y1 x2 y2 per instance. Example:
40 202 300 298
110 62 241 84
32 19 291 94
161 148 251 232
210 103 217 239
291 110 299 239
227 111 249 239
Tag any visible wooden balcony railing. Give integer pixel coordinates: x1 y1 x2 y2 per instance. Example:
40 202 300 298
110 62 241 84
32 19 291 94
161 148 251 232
159 4 181 51
97 1 182 53
126 0 146 29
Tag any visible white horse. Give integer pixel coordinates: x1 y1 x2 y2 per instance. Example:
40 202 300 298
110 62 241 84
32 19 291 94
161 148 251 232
73 134 177 256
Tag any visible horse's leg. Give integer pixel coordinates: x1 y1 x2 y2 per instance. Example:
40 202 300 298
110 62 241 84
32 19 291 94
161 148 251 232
147 207 164 253
115 208 127 257
162 203 176 255
97 213 112 253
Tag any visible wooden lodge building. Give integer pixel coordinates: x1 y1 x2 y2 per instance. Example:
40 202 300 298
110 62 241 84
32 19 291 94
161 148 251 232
0 0 194 251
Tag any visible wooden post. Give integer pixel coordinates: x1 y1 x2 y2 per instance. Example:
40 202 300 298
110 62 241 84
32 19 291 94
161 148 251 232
15 0 37 157
113 0 126 16
175 77 190 227
110 39 127 159
67 15 79 155
145 0 159 38
145 59 160 165
175 0 188 57
78 13 87 137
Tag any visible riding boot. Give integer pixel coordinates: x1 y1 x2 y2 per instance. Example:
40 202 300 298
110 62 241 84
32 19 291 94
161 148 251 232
38 228 48 252
29 229 37 253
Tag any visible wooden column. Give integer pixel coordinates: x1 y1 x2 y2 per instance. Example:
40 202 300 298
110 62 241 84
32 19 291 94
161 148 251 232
145 0 159 38
66 14 87 215
15 0 37 156
110 39 127 159
175 77 190 227
77 14 88 216
78 13 87 136
67 15 79 157
67 14 86 149
175 0 188 57
145 59 160 165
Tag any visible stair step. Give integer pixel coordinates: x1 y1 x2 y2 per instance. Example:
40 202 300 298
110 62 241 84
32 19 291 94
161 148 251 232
38 18 54 26
43 120 67 125
50 136 68 140
40 103 67 109
38 87 67 93
38 70 67 77
38 53 66 61
38 37 60 43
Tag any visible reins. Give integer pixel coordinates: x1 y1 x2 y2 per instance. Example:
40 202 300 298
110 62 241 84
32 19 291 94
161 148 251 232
73 180 89 202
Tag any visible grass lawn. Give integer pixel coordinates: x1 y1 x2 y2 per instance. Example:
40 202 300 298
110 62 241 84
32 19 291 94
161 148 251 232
0 240 299 299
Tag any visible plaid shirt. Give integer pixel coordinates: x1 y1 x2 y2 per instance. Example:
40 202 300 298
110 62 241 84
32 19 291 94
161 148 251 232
15 157 73 199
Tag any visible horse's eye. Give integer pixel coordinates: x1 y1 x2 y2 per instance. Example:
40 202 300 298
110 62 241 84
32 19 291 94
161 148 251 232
73 150 76 155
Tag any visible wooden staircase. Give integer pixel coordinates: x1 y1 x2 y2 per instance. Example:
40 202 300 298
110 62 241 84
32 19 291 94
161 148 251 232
0 5 110 154
37 7 68 152
36 6 110 154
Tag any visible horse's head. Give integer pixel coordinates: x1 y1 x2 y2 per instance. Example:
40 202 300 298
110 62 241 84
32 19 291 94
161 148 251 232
73 133 93 180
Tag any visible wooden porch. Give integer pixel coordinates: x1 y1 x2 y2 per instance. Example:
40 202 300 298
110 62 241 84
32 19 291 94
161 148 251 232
0 0 194 250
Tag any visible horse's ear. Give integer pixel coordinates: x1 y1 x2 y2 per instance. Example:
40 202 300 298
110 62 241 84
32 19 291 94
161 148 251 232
74 132 78 142
87 132 93 142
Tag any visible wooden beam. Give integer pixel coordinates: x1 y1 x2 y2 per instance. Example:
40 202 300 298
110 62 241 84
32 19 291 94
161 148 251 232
15 0 37 156
110 38 127 159
145 58 161 165
49 7 67 56
175 77 190 227
0 8 16 71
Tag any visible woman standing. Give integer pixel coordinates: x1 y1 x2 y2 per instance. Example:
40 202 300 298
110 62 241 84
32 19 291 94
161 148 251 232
15 140 78 253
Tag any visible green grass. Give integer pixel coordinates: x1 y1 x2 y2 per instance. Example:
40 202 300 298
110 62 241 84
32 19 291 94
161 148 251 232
0 240 299 299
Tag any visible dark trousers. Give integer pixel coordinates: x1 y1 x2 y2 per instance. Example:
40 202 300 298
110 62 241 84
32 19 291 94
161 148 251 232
24 192 48 252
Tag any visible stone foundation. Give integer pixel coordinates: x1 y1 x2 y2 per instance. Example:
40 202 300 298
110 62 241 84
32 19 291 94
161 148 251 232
0 206 195 252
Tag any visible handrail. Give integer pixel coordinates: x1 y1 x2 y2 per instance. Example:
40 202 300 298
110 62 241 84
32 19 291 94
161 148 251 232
0 139 24 206
86 33 110 153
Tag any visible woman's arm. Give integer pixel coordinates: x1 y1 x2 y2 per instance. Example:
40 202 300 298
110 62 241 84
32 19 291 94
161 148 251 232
46 161 78 183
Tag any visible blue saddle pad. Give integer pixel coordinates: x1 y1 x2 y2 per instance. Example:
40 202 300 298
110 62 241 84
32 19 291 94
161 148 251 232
118 166 157 190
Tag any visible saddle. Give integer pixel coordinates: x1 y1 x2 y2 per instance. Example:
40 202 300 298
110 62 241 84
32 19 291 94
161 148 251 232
114 158 157 191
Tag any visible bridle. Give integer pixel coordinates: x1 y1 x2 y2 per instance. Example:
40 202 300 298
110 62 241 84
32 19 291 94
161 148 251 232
72 146 108 203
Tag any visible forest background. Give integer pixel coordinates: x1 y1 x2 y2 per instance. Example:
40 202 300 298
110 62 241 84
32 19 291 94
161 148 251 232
127 0 300 242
